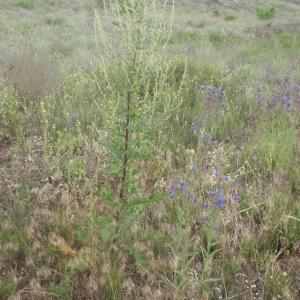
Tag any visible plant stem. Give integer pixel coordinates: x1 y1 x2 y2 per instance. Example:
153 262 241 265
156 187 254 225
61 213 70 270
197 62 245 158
119 90 131 202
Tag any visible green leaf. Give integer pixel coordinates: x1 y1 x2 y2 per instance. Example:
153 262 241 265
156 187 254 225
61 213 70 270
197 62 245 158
91 188 118 208
124 243 149 267
99 215 117 243
132 249 149 267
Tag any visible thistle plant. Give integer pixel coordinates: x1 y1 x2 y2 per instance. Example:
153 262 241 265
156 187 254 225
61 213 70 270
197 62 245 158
95 0 175 202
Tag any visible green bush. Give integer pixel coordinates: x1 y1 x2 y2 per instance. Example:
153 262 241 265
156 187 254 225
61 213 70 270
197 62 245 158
224 15 237 21
45 14 66 26
16 0 35 9
256 6 276 20
0 278 18 300
208 31 226 44
95 0 142 11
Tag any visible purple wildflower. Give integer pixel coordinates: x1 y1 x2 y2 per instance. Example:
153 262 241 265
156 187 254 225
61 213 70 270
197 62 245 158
200 84 224 107
282 95 293 107
208 190 217 196
212 169 220 178
256 87 263 106
232 194 241 202
191 123 198 134
69 113 78 128
224 175 230 182
191 165 197 173
204 132 213 141
167 183 177 200
177 179 186 193
191 194 198 204
167 183 176 192
214 190 225 209
169 193 176 200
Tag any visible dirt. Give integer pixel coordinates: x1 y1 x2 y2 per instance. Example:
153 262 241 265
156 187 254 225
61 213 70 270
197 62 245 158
0 140 11 168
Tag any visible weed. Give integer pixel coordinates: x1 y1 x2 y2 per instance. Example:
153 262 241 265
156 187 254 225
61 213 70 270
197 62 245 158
208 31 226 45
256 6 276 20
224 15 237 22
16 0 35 9
0 278 18 299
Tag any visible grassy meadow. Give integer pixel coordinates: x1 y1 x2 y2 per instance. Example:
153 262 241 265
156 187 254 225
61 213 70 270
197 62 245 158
0 0 300 299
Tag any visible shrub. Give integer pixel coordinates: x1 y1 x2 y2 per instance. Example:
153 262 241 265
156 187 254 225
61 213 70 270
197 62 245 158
224 15 237 21
0 87 20 137
16 0 35 9
45 14 66 26
208 31 226 45
95 0 141 11
256 6 276 20
0 278 18 300
94 0 176 202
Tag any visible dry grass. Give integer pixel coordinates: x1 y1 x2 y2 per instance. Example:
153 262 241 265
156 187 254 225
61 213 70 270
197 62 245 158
3 49 60 101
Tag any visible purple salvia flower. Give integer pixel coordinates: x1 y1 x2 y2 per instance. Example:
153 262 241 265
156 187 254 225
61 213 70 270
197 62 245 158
282 95 293 108
191 123 198 134
224 175 230 182
208 190 217 196
177 179 186 193
169 193 176 200
212 169 220 178
191 165 197 173
167 183 176 192
69 113 78 128
256 87 263 106
214 190 225 209
191 194 198 204
232 194 241 202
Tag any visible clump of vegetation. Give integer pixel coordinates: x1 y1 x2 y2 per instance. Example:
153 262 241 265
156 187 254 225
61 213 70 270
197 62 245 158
208 31 226 45
224 15 237 21
256 5 276 20
45 14 66 26
16 0 35 9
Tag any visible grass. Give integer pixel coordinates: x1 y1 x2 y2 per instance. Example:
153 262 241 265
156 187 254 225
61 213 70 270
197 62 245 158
256 5 276 20
16 0 35 9
0 0 300 299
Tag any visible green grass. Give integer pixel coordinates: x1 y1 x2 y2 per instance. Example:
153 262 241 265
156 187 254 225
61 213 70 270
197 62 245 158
0 0 300 299
256 5 276 20
16 0 35 9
